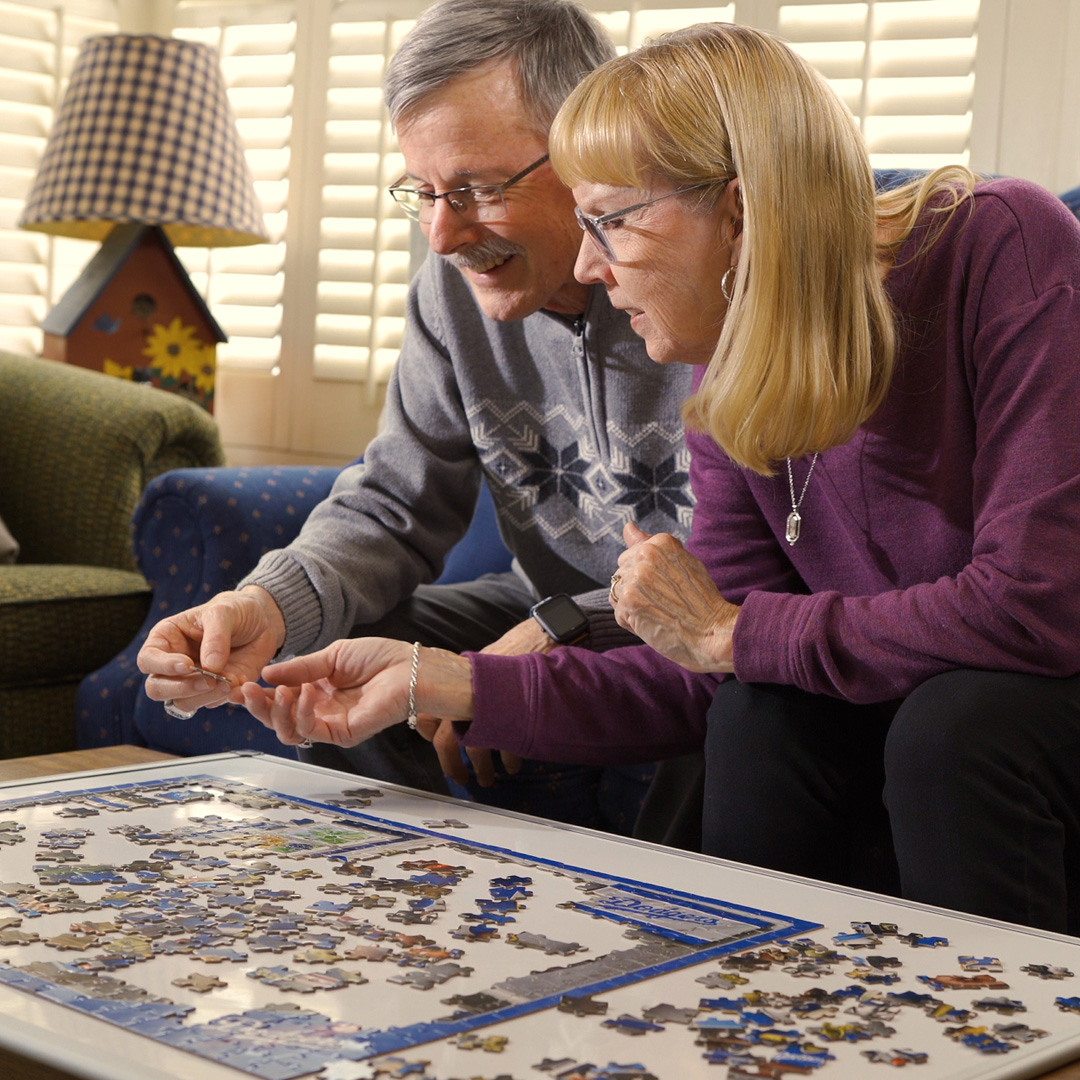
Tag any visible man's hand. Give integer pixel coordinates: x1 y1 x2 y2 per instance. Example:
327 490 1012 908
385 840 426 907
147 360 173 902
137 586 286 713
612 522 738 673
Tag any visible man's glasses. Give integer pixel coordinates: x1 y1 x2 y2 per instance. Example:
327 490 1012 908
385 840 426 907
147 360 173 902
389 154 550 223
575 180 728 263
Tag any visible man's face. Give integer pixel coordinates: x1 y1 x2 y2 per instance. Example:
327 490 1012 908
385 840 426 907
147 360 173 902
395 61 589 321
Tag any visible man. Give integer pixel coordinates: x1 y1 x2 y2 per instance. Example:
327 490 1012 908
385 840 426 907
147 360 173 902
138 0 694 833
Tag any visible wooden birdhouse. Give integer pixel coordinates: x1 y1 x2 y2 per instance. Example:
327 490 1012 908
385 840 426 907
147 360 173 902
40 224 226 413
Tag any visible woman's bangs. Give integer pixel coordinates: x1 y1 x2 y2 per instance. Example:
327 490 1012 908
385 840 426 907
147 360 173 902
550 72 651 189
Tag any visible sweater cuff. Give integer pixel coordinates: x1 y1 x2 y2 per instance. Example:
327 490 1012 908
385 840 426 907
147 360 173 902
240 552 324 659
584 610 642 652
459 651 535 757
731 589 803 686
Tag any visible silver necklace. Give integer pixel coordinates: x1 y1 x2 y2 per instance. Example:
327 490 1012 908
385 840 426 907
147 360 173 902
785 453 819 544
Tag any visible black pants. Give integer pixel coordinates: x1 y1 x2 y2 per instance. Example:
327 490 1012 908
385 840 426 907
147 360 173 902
702 670 1080 934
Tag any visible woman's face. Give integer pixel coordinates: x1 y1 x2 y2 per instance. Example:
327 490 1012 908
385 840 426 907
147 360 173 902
572 180 737 366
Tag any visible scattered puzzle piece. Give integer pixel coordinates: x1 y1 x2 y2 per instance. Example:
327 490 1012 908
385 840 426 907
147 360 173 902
601 1014 665 1036
456 1031 508 1052
861 1047 929 1066
1022 963 1074 980
172 972 227 993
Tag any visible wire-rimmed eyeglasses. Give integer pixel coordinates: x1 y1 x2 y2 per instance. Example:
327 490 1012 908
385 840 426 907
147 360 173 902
389 154 550 223
575 179 729 263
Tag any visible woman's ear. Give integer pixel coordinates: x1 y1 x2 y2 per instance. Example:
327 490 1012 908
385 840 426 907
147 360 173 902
725 177 744 258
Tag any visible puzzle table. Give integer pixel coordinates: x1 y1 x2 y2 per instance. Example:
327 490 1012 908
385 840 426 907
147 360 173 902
1 751 1079 1080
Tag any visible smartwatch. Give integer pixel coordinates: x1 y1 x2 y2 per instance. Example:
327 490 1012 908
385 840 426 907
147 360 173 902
530 593 590 645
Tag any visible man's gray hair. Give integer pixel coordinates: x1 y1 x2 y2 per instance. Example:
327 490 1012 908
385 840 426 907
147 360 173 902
385 0 615 133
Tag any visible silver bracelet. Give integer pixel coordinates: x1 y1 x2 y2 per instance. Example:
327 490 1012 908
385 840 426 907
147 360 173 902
406 641 421 730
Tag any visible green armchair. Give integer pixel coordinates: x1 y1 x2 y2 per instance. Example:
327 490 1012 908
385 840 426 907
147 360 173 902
0 352 224 757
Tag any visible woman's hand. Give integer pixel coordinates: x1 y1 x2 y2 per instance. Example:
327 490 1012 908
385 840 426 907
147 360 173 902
612 522 739 673
238 638 474 749
421 619 546 786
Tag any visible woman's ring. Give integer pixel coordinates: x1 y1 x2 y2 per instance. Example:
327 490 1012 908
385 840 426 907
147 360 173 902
297 739 313 749
609 572 621 605
163 700 198 720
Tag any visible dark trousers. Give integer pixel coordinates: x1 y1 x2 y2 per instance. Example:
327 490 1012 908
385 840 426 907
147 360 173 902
301 572 654 836
701 670 1080 934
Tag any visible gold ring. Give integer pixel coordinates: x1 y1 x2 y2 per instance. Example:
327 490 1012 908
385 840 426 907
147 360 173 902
609 572 621 605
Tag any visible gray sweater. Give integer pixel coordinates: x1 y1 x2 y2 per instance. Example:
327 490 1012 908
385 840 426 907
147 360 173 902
242 253 695 657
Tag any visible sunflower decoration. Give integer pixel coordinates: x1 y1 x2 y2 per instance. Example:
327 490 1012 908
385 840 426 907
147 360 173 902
192 348 217 397
142 316 207 381
139 316 216 407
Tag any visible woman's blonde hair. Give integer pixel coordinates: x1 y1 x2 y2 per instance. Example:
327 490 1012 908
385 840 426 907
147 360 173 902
550 22 973 475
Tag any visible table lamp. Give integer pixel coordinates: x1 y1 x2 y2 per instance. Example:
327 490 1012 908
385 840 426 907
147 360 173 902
17 33 268 412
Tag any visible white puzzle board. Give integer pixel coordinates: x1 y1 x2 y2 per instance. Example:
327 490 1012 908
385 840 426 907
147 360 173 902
0 751 1078 1080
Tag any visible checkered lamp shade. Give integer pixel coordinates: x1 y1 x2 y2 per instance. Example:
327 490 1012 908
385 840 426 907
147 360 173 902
18 34 268 247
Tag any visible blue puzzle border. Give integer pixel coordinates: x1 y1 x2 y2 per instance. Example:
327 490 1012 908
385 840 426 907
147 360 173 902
0 772 821 1078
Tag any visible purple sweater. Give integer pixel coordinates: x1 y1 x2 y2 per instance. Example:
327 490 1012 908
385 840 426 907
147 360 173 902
465 179 1080 764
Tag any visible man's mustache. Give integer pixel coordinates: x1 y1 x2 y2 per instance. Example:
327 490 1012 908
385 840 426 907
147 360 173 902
447 236 526 271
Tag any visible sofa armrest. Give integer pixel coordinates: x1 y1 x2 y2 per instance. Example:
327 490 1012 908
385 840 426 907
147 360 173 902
134 466 342 609
0 352 224 570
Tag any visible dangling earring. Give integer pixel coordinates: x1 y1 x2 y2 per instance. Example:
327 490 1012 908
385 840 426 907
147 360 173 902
721 265 737 304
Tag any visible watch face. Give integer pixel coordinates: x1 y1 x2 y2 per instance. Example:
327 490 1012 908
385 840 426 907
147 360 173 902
533 594 588 642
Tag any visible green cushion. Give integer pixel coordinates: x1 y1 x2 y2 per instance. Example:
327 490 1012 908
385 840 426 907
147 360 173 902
0 565 151 684
0 683 81 757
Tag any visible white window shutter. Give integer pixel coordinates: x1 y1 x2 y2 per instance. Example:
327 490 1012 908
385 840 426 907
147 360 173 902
311 1 425 396
0 0 983 400
172 3 296 374
773 0 979 170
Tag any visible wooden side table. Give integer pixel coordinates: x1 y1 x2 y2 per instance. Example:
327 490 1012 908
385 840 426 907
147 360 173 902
0 746 175 783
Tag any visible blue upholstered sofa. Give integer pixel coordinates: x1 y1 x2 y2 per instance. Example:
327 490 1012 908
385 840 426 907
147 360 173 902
78 175 1080 760
75 468 511 757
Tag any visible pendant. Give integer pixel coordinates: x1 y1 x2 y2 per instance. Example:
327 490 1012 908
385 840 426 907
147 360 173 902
785 510 802 545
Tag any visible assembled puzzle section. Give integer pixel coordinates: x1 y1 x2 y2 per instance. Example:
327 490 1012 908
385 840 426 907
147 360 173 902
2 766 1080 1080
0 773 815 1079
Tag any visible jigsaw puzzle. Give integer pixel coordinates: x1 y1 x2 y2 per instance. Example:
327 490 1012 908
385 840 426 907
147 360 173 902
0 767 814 1079
1 757 1080 1080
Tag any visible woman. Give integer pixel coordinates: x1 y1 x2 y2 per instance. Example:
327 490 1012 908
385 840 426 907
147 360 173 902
238 24 1080 933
